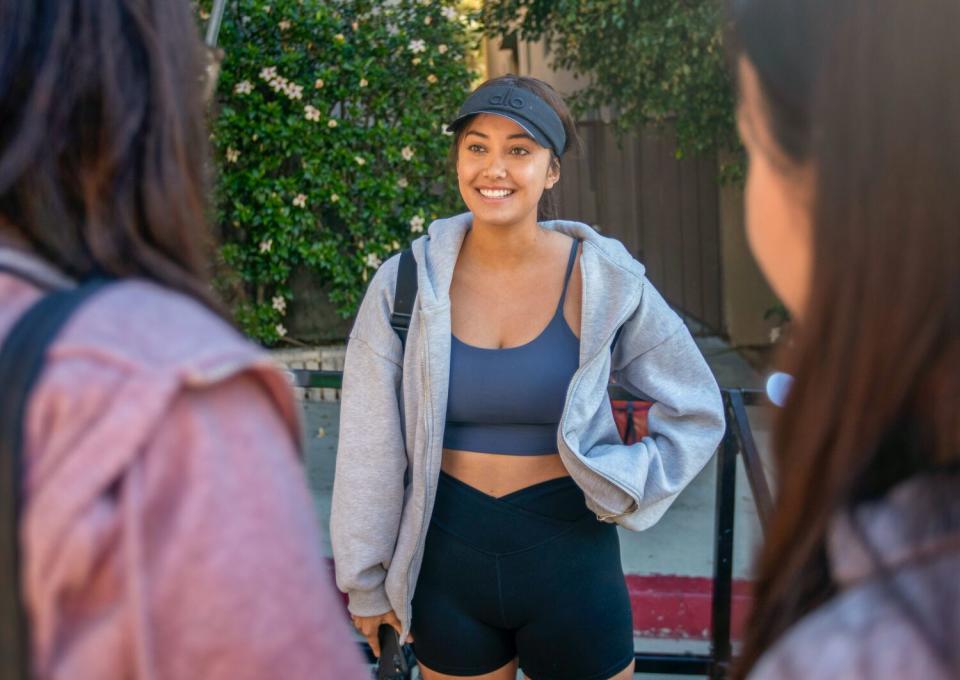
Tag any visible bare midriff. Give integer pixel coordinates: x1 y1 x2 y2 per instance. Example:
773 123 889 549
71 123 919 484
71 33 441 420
441 448 570 498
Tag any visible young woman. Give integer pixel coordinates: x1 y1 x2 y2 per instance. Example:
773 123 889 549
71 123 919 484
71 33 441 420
0 1 364 677
331 75 725 680
728 1 960 677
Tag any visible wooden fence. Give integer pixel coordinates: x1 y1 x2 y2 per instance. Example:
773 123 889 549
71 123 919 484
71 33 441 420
555 122 724 334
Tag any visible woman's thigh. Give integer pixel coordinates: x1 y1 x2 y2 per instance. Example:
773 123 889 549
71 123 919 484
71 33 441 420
522 659 634 680
420 657 518 680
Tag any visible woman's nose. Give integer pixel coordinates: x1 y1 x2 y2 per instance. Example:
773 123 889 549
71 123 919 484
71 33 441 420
482 155 507 179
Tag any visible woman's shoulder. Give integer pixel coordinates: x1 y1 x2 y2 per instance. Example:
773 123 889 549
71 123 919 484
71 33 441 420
57 278 265 376
750 570 957 679
542 218 647 278
11 275 299 501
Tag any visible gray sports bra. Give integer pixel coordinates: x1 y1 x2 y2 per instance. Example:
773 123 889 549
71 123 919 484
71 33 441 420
443 239 581 455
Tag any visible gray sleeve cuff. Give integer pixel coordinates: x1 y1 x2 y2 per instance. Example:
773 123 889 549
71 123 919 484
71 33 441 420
346 586 393 617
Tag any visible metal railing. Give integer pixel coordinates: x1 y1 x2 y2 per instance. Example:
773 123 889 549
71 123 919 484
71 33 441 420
289 370 773 679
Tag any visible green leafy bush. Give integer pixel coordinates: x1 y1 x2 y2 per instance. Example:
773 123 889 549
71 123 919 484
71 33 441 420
198 0 476 342
481 0 741 180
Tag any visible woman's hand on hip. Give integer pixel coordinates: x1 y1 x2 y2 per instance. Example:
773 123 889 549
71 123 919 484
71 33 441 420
350 610 413 657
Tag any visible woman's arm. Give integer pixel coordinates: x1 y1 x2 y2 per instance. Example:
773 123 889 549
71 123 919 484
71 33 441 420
610 278 726 526
329 257 408 617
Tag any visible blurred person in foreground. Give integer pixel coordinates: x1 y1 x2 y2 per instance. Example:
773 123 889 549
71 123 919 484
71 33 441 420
727 0 960 678
0 1 364 678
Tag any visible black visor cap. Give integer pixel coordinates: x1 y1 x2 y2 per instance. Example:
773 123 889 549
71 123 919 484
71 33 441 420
448 85 567 157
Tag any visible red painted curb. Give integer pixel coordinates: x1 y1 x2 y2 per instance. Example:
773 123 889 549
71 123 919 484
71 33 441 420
328 559 751 641
627 574 752 641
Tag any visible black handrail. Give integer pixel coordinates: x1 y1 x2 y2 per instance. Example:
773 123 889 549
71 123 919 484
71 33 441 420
725 389 774 532
295 369 773 679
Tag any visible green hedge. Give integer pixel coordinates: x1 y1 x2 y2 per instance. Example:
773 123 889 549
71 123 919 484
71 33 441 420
198 0 476 342
481 0 741 180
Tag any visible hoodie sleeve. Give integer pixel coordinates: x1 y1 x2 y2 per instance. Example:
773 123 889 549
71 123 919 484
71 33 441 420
610 277 725 527
329 257 407 616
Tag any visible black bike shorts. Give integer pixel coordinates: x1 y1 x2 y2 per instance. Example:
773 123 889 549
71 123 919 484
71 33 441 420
411 471 634 680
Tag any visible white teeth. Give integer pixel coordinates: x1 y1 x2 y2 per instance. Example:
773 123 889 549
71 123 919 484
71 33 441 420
479 188 513 198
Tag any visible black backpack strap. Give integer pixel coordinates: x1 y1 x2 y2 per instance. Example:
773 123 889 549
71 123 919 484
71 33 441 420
390 249 417 350
0 279 111 680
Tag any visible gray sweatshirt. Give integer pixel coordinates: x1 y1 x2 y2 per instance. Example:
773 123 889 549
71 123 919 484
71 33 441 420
330 213 725 637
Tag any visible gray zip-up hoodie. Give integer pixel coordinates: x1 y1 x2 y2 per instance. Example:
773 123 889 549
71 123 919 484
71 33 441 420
330 213 725 637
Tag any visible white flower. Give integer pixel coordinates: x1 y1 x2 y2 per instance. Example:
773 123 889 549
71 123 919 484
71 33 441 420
391 240 401 251
314 78 324 89
441 124 454 136
359 78 368 88
293 193 307 208
409 215 425 233
365 253 382 269
285 83 304 100
424 16 432 25
259 239 273 253
330 193 340 203
234 80 253 95
370 6 382 16
278 19 291 30
408 39 426 54
199 9 210 20
387 24 399 36
354 156 366 166
411 57 422 65
272 296 287 313
397 177 409 188
441 6 458 21
334 33 346 43
427 74 438 84
226 147 240 163
327 118 338 128
269 76 287 92
304 105 321 121
438 44 449 54
263 5 271 14
260 66 277 80
275 323 287 338
401 146 415 161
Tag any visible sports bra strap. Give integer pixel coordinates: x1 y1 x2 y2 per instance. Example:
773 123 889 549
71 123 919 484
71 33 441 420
557 239 579 310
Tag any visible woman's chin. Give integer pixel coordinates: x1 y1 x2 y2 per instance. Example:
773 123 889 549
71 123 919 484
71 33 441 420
466 202 535 228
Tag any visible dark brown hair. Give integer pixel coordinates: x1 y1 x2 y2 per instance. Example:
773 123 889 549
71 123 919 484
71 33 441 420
451 74 580 220
728 0 960 675
0 0 218 308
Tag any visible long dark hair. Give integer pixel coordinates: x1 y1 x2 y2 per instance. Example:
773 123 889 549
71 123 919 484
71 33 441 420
451 74 580 220
728 0 960 675
0 0 218 308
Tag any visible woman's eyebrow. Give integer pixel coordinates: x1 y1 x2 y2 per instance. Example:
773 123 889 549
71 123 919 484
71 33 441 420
465 130 488 139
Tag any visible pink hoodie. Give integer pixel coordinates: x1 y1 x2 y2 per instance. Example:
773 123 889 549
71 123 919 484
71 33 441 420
0 250 366 679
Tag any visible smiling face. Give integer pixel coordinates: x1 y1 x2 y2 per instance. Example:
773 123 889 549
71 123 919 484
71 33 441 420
456 113 560 229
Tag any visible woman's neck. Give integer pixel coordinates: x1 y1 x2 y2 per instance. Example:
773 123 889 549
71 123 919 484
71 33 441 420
463 215 545 270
